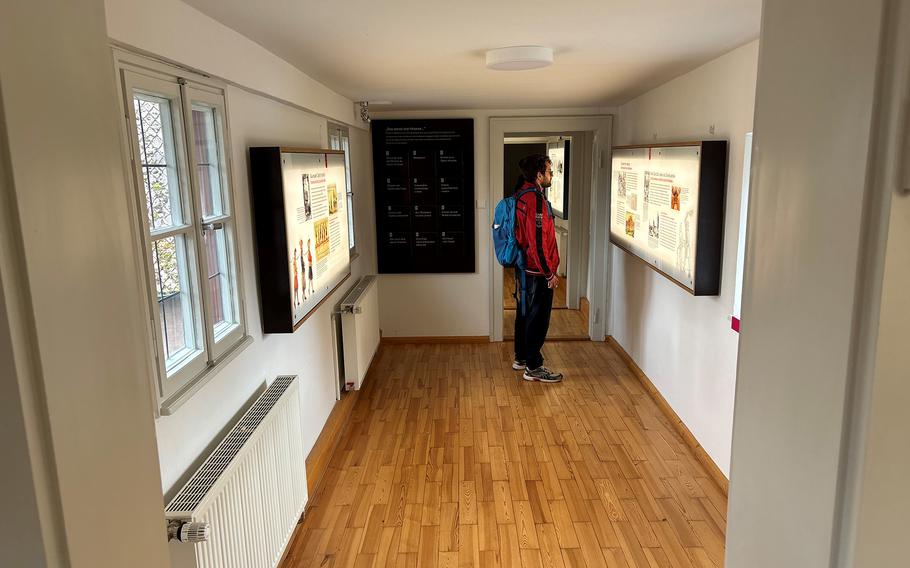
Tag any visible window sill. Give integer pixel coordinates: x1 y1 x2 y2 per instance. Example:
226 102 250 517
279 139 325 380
158 334 254 416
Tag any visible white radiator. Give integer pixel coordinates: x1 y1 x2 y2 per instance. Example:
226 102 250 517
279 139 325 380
166 376 307 568
340 275 380 390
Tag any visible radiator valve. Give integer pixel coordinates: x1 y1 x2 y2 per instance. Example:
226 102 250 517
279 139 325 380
167 519 210 543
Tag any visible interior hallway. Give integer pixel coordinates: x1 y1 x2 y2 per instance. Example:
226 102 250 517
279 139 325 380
281 341 727 567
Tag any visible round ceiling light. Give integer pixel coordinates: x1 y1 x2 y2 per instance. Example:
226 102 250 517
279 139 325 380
485 46 553 71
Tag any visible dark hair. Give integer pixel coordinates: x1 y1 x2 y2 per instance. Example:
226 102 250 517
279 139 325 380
512 174 526 194
518 154 550 183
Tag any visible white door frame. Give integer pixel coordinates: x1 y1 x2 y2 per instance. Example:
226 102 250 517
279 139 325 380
489 115 613 342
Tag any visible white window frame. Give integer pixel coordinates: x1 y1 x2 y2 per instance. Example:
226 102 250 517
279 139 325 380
732 132 753 332
114 51 249 415
327 122 356 255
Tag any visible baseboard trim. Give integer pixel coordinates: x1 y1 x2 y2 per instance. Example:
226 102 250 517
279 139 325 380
380 335 490 345
304 389 359 498
607 336 730 496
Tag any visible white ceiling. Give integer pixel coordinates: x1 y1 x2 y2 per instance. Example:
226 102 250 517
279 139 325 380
182 0 761 111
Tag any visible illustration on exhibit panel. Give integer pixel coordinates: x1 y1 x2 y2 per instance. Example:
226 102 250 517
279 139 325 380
314 219 330 261
648 210 660 250
302 174 312 220
300 239 313 302
291 248 300 306
306 239 314 295
676 209 694 281
327 183 339 215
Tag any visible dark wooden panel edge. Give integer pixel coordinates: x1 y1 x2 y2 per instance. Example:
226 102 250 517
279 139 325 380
249 146 293 333
694 140 728 296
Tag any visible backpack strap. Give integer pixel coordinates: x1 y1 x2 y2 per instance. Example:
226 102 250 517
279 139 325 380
535 192 551 277
516 187 553 217
517 268 528 316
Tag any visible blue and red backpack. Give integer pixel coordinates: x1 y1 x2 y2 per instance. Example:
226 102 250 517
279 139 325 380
492 187 535 269
494 187 548 315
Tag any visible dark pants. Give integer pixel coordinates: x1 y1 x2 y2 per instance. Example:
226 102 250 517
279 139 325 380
513 272 553 370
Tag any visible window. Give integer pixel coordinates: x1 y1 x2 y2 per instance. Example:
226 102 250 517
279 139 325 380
119 59 246 409
732 132 753 332
328 123 355 252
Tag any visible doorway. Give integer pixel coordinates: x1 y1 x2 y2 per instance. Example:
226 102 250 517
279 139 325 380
501 135 589 340
488 115 613 343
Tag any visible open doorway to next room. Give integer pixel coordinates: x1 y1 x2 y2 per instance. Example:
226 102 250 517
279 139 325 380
502 135 589 340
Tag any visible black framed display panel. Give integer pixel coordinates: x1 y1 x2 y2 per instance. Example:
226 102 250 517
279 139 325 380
249 146 351 333
371 118 475 273
609 140 727 296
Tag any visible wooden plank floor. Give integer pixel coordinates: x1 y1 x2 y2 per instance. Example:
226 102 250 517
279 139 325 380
281 341 727 567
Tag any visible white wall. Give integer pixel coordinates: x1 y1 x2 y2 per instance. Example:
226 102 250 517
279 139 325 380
611 40 758 476
725 0 885 565
104 1 378 493
850 115 910 568
0 0 170 565
105 0 358 127
371 107 612 338
0 144 53 568
843 5 910 566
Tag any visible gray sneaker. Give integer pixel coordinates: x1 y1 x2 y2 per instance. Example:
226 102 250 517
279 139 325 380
512 359 527 370
523 366 563 383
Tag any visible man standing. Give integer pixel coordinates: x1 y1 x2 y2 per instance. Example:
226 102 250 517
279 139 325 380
512 154 563 383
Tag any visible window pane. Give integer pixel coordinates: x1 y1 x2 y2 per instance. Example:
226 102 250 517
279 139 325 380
133 95 184 230
152 235 199 370
202 225 237 338
341 135 352 193
341 134 354 248
347 194 355 247
191 104 225 218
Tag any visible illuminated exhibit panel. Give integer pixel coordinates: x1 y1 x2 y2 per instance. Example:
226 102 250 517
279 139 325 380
546 138 570 219
250 147 351 333
610 141 727 296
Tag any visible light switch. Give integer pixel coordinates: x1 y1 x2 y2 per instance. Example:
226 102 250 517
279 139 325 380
475 199 487 209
